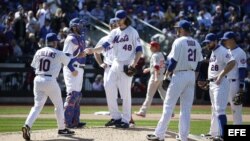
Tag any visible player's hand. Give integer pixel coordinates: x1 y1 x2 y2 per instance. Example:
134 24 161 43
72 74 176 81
72 70 78 77
197 80 209 90
130 62 137 68
143 68 150 74
215 76 222 85
84 48 93 54
78 51 87 58
163 72 170 80
100 63 107 69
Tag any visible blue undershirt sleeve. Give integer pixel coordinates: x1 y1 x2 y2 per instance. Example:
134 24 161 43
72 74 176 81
167 58 177 72
67 58 77 72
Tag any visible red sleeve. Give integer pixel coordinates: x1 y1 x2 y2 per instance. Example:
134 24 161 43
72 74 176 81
154 65 160 70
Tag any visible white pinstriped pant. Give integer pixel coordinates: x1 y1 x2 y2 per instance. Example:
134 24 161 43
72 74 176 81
208 77 230 136
154 71 195 141
25 76 65 130
228 79 242 124
104 61 133 124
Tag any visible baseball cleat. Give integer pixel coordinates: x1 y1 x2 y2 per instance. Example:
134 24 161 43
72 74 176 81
115 121 129 128
58 128 75 136
129 119 135 128
201 133 212 137
105 119 121 127
134 111 146 117
212 136 224 141
175 135 181 141
146 134 164 141
22 125 31 141
171 113 175 118
76 122 86 128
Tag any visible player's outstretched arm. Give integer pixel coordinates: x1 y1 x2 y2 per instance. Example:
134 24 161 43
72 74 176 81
84 46 104 54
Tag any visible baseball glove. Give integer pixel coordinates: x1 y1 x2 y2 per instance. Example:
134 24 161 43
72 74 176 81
197 80 209 90
162 78 170 91
233 90 244 105
124 65 137 77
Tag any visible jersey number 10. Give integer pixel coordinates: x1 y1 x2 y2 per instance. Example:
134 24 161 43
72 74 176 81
39 59 51 72
188 49 196 61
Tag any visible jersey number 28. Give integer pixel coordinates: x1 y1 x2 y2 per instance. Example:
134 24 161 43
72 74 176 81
39 59 51 72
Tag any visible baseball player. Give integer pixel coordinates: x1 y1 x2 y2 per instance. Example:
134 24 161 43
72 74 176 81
63 18 86 128
199 33 236 141
85 10 143 128
135 41 166 117
94 18 136 128
22 33 78 140
94 18 117 95
147 20 203 141
222 31 247 124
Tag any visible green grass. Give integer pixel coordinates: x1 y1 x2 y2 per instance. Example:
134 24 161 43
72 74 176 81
0 105 249 135
0 105 249 115
0 117 210 135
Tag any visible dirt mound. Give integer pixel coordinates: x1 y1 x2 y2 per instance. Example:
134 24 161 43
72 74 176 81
1 127 184 141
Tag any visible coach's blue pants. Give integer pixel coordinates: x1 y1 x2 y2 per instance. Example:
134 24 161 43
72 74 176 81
64 91 82 128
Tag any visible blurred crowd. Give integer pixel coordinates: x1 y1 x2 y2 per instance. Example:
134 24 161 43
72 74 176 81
0 0 250 97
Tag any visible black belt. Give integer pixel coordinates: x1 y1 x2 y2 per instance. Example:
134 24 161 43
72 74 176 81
36 74 52 77
73 64 85 69
209 78 236 82
208 79 216 82
177 69 194 72
229 79 236 82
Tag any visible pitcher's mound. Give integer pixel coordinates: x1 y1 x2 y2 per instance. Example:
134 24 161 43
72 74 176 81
0 127 207 141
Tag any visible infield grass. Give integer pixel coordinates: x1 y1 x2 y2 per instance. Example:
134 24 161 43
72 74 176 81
0 105 249 135
0 105 249 114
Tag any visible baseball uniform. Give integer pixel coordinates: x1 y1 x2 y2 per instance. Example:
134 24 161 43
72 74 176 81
95 35 114 86
227 47 247 124
137 52 166 116
63 18 86 128
153 35 203 141
22 33 76 141
102 22 142 127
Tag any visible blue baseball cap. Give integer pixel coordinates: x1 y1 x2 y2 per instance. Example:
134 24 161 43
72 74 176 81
174 20 191 30
115 10 127 20
109 18 117 25
202 33 217 44
46 33 59 42
221 31 235 40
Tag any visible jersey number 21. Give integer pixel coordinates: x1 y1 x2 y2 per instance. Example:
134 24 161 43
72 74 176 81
188 48 196 61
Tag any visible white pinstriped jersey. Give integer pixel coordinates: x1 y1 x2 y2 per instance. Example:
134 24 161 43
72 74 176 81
31 47 70 77
63 35 80 56
95 35 114 65
105 26 142 62
226 47 247 79
150 52 165 80
63 34 86 65
208 45 235 79
168 36 203 71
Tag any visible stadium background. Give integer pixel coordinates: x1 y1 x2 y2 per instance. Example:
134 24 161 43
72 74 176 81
0 0 250 105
